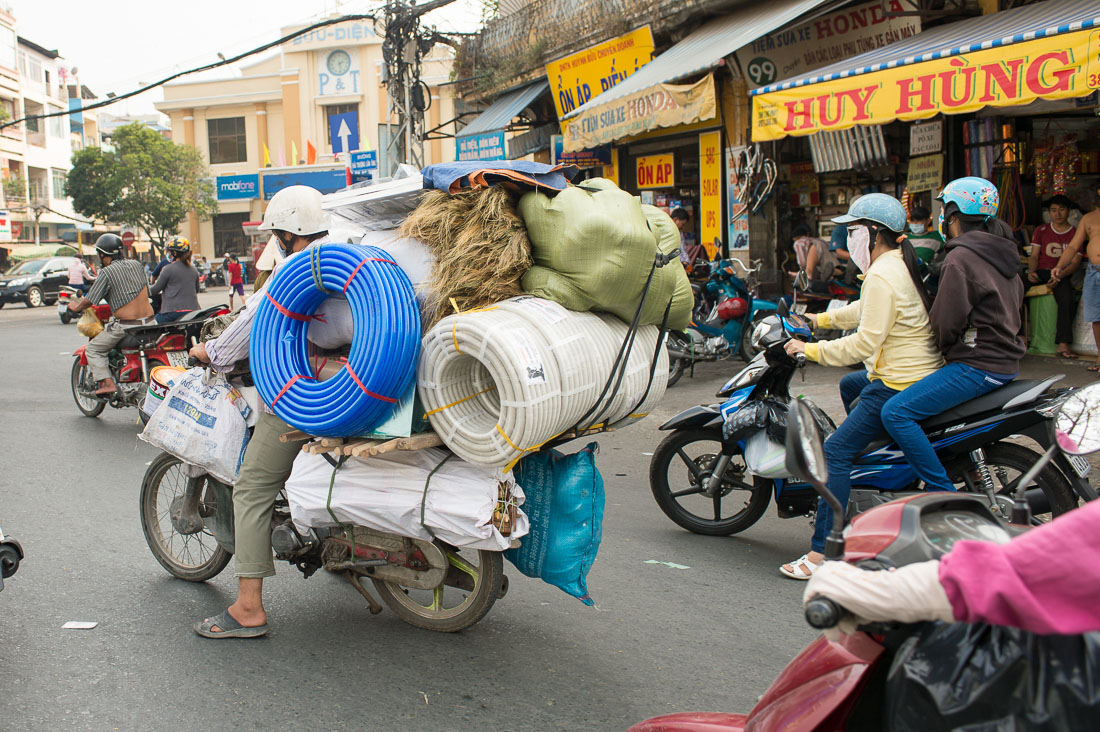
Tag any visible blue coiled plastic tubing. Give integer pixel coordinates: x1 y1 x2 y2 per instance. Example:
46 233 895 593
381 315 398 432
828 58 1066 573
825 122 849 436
250 242 421 437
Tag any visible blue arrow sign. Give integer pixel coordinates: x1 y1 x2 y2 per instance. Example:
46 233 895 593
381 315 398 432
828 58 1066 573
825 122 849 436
328 111 359 154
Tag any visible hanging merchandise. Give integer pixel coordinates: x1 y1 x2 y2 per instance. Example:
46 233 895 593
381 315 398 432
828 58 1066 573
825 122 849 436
285 448 528 552
400 186 533 328
993 165 1025 232
1051 138 1080 195
505 443 604 605
250 242 421 437
729 144 777 218
1033 145 1052 197
518 178 693 330
417 296 668 470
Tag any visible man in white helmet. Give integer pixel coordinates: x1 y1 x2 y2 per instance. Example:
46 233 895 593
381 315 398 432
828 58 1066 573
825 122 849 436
188 185 329 638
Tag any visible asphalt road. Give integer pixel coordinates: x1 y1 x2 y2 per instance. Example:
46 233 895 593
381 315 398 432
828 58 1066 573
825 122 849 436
1 290 1096 731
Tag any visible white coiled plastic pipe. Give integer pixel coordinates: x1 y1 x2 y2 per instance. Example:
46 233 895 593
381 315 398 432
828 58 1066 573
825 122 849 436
417 296 668 469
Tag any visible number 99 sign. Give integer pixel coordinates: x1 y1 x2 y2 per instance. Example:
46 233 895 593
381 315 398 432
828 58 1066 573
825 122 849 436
746 57 777 86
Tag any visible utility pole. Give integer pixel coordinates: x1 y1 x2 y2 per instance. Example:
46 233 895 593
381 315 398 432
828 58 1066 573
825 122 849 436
378 0 456 172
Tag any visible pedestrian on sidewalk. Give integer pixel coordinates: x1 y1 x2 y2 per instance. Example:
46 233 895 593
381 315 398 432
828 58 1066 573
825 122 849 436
1052 178 1100 374
226 254 245 310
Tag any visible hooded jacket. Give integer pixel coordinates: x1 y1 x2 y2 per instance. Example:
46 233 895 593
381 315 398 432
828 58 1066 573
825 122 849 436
930 229 1025 373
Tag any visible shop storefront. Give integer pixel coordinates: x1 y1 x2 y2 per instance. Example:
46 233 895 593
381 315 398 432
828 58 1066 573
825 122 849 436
750 0 1100 279
558 0 835 261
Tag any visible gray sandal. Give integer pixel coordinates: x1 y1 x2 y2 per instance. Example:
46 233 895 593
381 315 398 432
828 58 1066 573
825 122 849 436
194 609 268 639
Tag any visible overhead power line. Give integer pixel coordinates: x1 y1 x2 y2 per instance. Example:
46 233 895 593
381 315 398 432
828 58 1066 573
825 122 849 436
0 13 382 130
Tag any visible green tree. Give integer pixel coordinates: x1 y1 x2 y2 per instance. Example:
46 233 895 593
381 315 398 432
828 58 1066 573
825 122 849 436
67 123 218 256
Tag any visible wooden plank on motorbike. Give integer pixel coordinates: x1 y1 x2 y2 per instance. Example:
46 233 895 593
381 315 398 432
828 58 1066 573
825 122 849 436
318 437 346 448
348 439 391 459
395 432 442 451
279 430 311 443
340 439 379 456
365 438 401 457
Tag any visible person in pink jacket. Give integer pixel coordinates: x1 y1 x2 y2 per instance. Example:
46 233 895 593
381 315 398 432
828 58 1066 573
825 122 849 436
805 499 1100 635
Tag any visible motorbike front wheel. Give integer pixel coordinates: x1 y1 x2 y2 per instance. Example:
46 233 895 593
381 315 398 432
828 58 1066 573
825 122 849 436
70 358 105 418
371 547 504 632
650 429 772 535
140 452 231 582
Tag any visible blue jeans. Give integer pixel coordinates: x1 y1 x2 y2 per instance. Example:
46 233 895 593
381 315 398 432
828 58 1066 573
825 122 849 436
839 370 870 415
155 310 187 324
881 362 1014 492
811 378 899 553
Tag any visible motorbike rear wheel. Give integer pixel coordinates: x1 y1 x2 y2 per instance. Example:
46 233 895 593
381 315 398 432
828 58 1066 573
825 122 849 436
956 442 1077 522
70 358 106 418
140 452 231 582
60 311 74 324
650 429 772 535
371 546 504 632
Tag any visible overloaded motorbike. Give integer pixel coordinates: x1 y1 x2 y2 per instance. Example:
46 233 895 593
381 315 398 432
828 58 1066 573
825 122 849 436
649 303 1094 537
138 352 510 634
71 304 228 418
0 522 23 592
630 386 1100 731
666 258 777 387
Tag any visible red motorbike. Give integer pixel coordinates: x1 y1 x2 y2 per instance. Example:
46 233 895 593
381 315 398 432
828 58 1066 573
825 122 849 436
71 304 228 418
629 387 1100 732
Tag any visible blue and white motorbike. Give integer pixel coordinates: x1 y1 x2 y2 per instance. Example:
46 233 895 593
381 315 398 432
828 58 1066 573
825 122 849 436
666 258 777 387
649 306 1095 536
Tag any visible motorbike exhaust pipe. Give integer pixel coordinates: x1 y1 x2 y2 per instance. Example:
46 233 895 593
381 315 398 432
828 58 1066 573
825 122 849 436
667 349 694 360
1024 488 1051 516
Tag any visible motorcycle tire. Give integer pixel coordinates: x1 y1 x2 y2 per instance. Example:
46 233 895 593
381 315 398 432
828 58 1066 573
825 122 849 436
739 311 771 362
955 442 1077 522
666 332 691 388
371 547 504 633
140 452 231 582
70 358 106 418
60 311 73 324
650 428 772 536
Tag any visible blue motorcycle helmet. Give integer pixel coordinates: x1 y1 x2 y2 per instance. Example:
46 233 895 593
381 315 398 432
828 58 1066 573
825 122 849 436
831 193 907 233
936 176 1000 238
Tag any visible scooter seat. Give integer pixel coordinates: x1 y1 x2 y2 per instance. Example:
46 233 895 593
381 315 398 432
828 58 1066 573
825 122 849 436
920 379 1045 431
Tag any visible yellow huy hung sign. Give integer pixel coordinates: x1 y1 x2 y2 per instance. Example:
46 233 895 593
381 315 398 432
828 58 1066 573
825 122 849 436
546 26 655 119
751 29 1100 141
636 154 674 189
563 74 717 152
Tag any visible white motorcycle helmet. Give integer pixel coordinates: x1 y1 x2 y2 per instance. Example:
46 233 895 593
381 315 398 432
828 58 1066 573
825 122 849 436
257 185 328 237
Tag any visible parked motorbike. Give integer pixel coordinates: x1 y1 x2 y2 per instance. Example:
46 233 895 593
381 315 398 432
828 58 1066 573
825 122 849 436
138 434 510 633
666 258 777 387
71 304 228 419
56 285 80 324
630 384 1100 731
197 273 209 293
649 303 1095 537
0 523 23 592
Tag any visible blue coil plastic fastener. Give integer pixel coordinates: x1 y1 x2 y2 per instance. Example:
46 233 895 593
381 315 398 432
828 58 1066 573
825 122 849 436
250 242 421 437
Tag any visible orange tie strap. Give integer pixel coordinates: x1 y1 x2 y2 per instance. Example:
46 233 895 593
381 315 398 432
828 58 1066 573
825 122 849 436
339 358 398 404
272 374 315 406
343 257 398 294
265 291 314 322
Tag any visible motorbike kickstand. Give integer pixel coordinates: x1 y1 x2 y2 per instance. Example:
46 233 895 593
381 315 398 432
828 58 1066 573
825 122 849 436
344 571 384 615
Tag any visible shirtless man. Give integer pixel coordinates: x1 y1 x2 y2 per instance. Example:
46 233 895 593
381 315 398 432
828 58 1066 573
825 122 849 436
1052 180 1100 372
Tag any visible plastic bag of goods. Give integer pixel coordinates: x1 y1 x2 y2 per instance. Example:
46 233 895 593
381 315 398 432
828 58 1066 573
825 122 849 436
141 365 186 420
285 448 527 552
505 443 604 605
417 296 668 470
518 178 693 329
743 431 790 479
77 308 103 338
139 368 252 485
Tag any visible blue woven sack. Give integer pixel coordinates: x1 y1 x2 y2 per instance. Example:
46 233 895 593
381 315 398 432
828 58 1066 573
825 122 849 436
505 443 604 605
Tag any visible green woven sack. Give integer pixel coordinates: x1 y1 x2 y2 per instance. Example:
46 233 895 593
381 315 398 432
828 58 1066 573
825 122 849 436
518 178 692 329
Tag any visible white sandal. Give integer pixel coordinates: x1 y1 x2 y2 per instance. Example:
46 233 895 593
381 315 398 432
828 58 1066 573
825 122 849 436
780 553 822 581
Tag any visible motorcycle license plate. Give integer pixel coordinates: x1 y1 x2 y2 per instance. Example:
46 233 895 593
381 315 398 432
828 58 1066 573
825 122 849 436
1067 454 1092 478
166 351 191 368
793 303 807 315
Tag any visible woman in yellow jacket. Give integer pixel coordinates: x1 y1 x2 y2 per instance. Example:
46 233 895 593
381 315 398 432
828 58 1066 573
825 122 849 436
781 194 943 580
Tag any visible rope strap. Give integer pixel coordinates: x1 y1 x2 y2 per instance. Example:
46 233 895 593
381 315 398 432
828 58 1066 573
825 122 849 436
265 291 315 322
272 374 314 405
448 298 499 354
496 424 562 473
339 357 398 404
419 453 453 541
424 385 497 417
310 245 338 295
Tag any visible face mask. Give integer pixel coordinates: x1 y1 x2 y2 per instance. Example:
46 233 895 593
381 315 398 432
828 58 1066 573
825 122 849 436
848 225 872 273
909 222 926 235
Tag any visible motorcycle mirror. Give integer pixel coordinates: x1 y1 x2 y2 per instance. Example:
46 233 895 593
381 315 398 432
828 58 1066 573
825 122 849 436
785 399 828 486
785 400 846 559
1053 383 1100 455
777 299 789 318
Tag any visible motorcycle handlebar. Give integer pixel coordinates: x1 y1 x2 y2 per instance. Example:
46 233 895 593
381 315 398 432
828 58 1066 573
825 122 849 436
805 597 844 629
795 353 807 367
188 356 202 368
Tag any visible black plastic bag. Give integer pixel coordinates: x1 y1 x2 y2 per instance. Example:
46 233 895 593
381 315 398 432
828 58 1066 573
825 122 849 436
885 622 1100 731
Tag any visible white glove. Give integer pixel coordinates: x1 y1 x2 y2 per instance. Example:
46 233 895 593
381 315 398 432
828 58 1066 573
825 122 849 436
804 560 955 638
